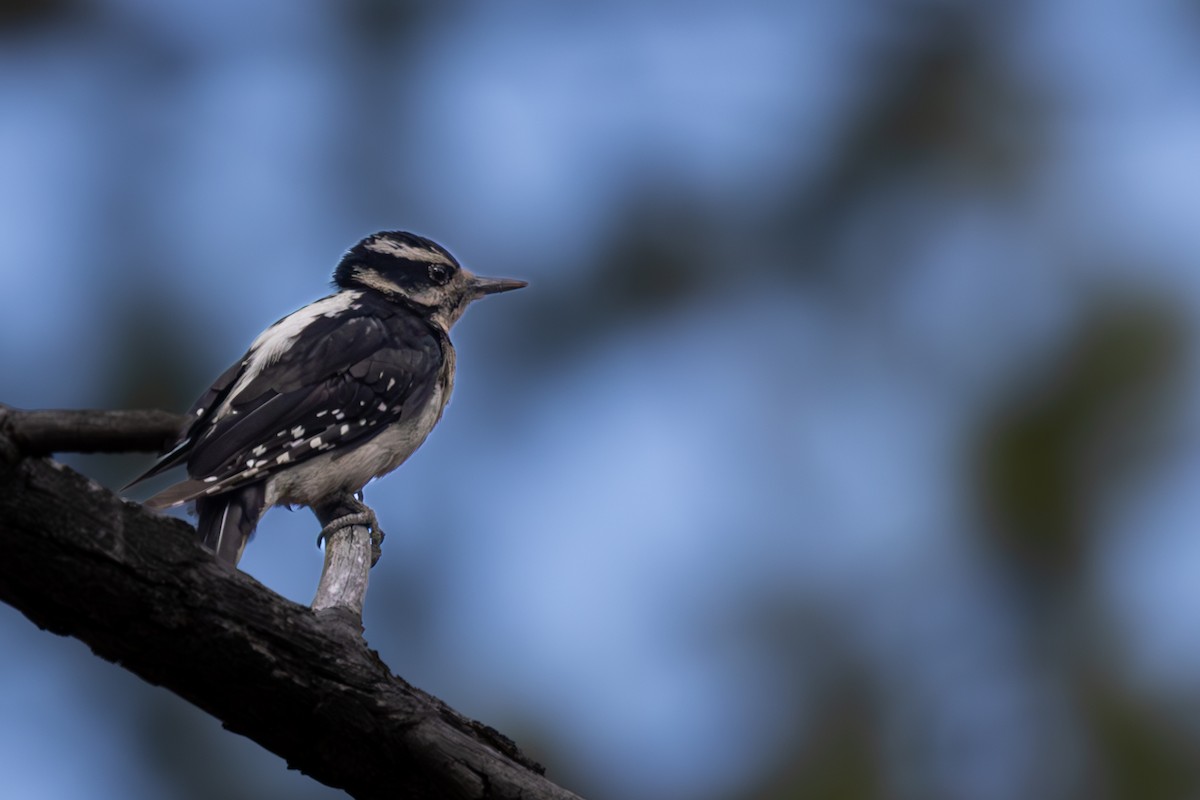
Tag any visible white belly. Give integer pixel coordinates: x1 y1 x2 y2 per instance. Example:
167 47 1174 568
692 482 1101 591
263 380 448 508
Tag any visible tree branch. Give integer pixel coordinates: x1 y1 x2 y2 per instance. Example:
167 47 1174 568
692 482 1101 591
2 406 189 454
3 405 390 618
311 494 379 617
0 409 583 800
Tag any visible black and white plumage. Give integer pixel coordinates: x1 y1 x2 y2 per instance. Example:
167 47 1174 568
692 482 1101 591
126 231 526 566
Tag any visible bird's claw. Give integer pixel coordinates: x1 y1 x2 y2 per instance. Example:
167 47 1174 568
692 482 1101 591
317 508 386 566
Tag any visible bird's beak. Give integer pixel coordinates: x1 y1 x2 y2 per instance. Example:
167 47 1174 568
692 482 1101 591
469 275 528 296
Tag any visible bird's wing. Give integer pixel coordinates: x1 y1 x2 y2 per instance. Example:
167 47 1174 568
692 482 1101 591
136 303 443 508
122 358 248 489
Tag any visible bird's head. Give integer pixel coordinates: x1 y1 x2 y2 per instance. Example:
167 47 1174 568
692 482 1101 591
334 231 526 330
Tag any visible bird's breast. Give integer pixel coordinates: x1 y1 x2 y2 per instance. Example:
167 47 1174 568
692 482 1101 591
263 348 455 508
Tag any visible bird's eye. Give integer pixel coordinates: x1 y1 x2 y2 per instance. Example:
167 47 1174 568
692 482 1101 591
428 263 451 285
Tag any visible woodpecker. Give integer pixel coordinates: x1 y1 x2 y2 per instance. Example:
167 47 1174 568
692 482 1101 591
126 231 526 566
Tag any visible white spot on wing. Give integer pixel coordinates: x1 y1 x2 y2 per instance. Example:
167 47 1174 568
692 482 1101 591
310 437 323 449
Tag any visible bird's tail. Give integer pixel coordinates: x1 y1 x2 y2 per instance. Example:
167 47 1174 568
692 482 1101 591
195 483 267 566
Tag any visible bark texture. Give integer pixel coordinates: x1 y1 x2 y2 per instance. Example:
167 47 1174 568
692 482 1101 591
0 407 582 800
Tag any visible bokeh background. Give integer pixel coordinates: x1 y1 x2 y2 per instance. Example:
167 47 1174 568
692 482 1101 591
3 1 1200 798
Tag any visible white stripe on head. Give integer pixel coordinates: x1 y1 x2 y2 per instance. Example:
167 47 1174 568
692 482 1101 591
351 269 409 297
364 237 455 267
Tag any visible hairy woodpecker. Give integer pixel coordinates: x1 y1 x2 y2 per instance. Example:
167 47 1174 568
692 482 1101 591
126 231 526 566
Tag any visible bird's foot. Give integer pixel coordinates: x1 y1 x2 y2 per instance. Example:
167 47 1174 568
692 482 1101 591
317 503 386 566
